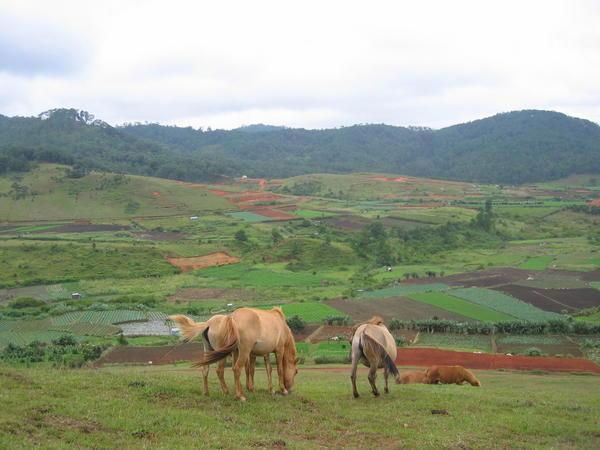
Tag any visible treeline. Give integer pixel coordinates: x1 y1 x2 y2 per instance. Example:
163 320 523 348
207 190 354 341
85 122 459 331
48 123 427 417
388 318 600 335
1 108 599 184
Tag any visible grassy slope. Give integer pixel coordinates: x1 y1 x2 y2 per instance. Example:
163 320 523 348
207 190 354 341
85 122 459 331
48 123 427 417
0 164 231 221
1 365 599 449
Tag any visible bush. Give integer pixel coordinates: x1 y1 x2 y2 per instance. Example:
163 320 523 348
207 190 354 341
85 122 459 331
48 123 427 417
523 347 543 357
314 354 350 364
8 297 46 309
286 315 306 333
52 335 78 346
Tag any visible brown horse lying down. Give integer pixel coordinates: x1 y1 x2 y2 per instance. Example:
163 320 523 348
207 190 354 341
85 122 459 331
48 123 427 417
400 370 428 384
425 365 481 386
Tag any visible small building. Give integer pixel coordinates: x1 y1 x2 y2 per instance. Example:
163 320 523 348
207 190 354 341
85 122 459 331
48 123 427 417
190 216 199 221
71 292 81 299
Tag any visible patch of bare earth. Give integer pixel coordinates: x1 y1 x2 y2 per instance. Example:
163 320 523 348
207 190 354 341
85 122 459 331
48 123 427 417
166 252 240 272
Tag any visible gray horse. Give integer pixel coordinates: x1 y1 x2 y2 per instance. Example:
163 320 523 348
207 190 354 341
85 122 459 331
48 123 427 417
350 316 402 398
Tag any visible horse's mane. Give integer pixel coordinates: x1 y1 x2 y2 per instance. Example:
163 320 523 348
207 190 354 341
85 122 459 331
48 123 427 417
272 306 285 319
366 315 385 326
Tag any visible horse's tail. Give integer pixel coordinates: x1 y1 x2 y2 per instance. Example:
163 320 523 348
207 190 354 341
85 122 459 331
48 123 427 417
361 332 401 382
192 316 238 367
169 314 209 342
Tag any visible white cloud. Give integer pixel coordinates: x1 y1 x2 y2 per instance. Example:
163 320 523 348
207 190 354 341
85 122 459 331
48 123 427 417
0 0 598 128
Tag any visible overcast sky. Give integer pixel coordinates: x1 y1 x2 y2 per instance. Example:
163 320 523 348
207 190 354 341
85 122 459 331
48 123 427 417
0 0 599 129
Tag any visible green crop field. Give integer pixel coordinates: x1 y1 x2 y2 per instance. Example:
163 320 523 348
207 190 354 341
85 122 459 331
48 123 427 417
448 287 562 321
519 256 555 270
1 365 600 448
226 211 271 222
0 331 75 347
414 333 492 352
280 302 344 323
360 283 448 299
407 292 515 322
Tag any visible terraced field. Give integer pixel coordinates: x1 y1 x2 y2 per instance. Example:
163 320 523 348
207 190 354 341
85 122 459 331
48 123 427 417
407 292 515 322
280 302 344 323
360 283 448 299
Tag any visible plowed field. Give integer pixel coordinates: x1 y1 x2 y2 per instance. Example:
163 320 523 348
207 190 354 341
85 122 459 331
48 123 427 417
494 285 600 312
166 252 240 272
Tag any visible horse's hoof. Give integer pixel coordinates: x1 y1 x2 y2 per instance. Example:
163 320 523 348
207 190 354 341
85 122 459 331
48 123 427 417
281 389 289 396
384 388 389 394
373 392 380 397
238 396 247 402
353 393 360 399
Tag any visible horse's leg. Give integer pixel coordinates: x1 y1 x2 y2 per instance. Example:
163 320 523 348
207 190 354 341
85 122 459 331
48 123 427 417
350 348 360 398
383 367 389 394
274 348 288 395
232 350 249 401
202 364 210 396
368 363 380 397
246 354 256 392
201 341 210 395
265 354 273 394
216 358 228 394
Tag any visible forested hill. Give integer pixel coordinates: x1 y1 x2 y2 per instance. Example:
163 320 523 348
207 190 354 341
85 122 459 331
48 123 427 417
1 108 599 184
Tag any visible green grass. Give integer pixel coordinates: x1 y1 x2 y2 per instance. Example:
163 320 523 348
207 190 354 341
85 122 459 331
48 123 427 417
0 331 76 347
0 164 231 221
360 283 448 299
519 256 555 270
407 292 515 322
414 333 492 352
448 287 562 322
293 209 334 219
197 264 326 288
0 241 178 288
1 365 599 448
226 211 271 222
280 302 344 323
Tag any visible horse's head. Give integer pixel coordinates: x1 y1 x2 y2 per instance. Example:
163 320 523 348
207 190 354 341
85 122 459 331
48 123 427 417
283 337 299 392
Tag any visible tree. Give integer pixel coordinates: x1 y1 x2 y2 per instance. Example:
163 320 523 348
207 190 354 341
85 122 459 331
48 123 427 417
234 229 248 242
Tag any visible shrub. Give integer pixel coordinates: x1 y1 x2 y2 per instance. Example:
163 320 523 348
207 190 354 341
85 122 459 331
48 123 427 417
523 347 543 357
52 335 78 346
8 297 46 309
314 354 350 364
286 315 306 333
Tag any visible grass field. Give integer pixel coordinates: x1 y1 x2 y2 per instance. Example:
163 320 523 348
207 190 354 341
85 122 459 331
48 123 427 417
1 365 599 448
196 264 327 288
407 292 515 322
519 256 555 270
0 164 231 221
360 283 448 299
280 302 344 323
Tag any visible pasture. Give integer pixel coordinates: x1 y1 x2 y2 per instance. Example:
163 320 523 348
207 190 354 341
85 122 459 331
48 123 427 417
1 364 599 449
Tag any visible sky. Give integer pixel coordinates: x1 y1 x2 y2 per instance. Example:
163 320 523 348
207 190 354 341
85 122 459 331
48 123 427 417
0 0 599 130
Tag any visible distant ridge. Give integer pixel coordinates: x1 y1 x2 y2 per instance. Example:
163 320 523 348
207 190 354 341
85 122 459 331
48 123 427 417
1 108 598 184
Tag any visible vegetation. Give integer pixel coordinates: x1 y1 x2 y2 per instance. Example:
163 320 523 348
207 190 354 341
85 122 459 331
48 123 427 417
407 292 515 322
1 365 600 448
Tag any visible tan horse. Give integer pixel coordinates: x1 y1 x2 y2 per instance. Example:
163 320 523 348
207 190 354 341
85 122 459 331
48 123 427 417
170 313 274 395
170 307 298 401
350 315 401 398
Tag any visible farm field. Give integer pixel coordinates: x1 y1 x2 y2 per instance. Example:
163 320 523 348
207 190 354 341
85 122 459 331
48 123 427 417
495 335 583 357
413 333 492 353
360 283 449 299
448 287 561 321
2 365 600 449
279 302 344 323
406 292 515 322
494 284 600 313
325 297 472 323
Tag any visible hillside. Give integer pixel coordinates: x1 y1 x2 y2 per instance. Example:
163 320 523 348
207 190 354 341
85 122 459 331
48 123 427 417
0 164 230 221
1 109 599 184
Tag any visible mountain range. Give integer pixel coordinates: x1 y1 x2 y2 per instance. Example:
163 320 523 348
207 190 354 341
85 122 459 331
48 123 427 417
1 108 598 184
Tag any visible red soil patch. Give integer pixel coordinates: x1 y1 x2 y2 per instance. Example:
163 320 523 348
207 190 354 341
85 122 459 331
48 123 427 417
306 325 417 344
371 176 409 183
292 324 320 341
230 192 282 204
151 191 161 197
167 252 240 272
395 348 600 373
494 285 600 313
209 189 233 197
587 199 600 207
248 207 297 220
